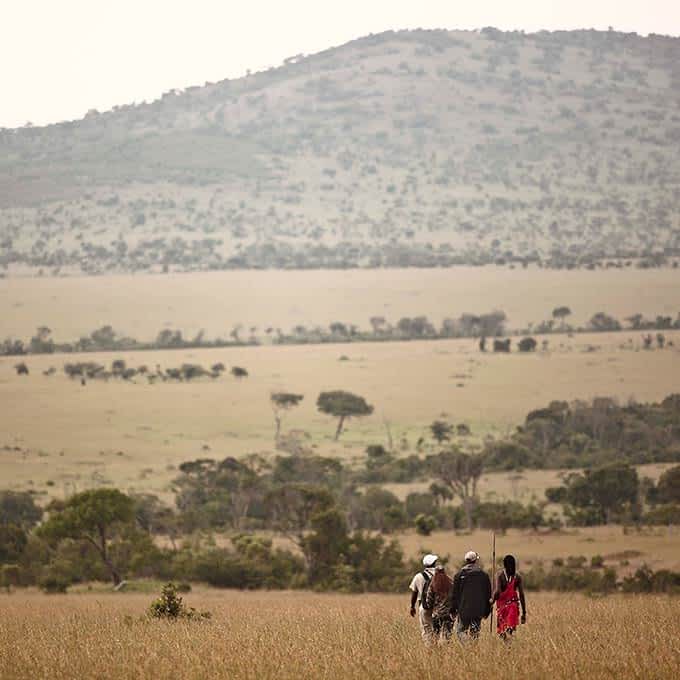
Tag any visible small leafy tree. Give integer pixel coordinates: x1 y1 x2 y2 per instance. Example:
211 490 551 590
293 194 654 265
414 514 437 536
316 390 374 440
588 312 621 332
149 583 210 620
552 306 572 329
656 466 680 504
0 524 28 563
518 337 537 352
0 491 43 528
267 483 335 565
38 489 134 585
270 392 304 441
231 366 248 378
430 420 453 444
560 463 639 524
430 449 484 531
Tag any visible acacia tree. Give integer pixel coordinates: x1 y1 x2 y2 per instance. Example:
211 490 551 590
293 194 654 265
429 449 483 531
552 306 572 330
430 420 453 445
316 390 374 440
270 392 304 441
38 489 134 585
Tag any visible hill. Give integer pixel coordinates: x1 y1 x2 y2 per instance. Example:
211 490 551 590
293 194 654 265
1 28 680 274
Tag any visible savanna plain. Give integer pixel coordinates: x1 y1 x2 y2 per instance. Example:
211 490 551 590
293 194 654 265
2 267 679 499
2 267 680 680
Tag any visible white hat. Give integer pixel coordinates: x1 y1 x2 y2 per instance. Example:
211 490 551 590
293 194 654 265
464 550 479 563
422 554 439 567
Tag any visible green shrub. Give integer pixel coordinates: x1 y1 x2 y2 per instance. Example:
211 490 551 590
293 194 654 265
644 504 680 525
39 574 69 594
148 583 210 620
591 555 604 568
414 514 437 536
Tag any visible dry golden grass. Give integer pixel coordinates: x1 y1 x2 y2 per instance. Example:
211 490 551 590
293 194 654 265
0 590 678 679
3 267 679 340
396 525 680 574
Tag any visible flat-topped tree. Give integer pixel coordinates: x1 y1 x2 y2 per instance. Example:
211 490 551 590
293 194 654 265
316 390 374 440
552 306 572 330
270 392 304 441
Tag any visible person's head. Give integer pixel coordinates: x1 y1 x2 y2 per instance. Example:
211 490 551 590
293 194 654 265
464 550 479 565
423 553 438 569
503 554 516 576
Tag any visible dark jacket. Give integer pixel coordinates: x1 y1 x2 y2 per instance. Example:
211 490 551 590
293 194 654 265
448 563 492 622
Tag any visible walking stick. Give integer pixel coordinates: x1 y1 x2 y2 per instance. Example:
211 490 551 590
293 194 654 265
489 531 496 634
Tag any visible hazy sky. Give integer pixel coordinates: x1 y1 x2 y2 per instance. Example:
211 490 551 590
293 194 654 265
3 1 679 128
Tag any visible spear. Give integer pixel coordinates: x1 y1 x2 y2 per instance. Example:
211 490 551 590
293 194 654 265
489 531 496 634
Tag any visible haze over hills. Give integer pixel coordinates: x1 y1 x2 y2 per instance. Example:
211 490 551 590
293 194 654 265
1 28 680 275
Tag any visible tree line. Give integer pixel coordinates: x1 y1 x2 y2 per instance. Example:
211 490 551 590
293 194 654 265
2 393 680 594
2 457 679 595
3 307 679 357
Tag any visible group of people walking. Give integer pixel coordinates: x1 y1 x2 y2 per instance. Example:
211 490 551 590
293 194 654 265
409 551 526 644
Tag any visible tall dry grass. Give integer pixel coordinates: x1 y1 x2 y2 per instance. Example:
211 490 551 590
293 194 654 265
0 590 678 679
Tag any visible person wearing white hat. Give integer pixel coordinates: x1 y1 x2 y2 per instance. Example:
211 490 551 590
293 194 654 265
448 550 492 642
409 553 438 643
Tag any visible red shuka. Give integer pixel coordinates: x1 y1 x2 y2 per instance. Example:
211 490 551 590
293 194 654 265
496 574 520 634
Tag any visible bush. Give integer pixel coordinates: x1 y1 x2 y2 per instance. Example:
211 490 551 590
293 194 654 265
622 565 680 594
39 574 70 594
591 555 604 568
518 337 537 352
523 562 617 594
0 564 21 591
644 504 680 525
148 582 210 620
473 501 544 531
414 514 437 536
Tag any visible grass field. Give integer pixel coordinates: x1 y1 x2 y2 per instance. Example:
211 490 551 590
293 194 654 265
396 525 680 574
2 266 679 341
0 333 680 495
1 330 678 500
1 590 678 679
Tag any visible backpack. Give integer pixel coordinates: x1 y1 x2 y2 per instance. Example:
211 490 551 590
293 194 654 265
420 570 432 608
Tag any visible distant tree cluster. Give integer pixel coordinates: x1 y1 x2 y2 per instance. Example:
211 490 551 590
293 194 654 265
3 308 678 359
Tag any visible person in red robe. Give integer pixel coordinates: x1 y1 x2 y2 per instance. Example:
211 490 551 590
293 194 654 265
492 554 527 640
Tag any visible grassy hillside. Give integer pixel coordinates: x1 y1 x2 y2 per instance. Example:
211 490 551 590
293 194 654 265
1 28 680 274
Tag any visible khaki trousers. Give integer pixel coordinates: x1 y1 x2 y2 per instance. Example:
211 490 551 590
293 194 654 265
418 606 434 644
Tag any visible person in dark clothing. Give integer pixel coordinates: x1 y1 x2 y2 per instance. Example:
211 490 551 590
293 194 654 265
447 550 492 642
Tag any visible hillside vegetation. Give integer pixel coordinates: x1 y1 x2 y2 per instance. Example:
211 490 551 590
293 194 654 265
2 28 680 274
